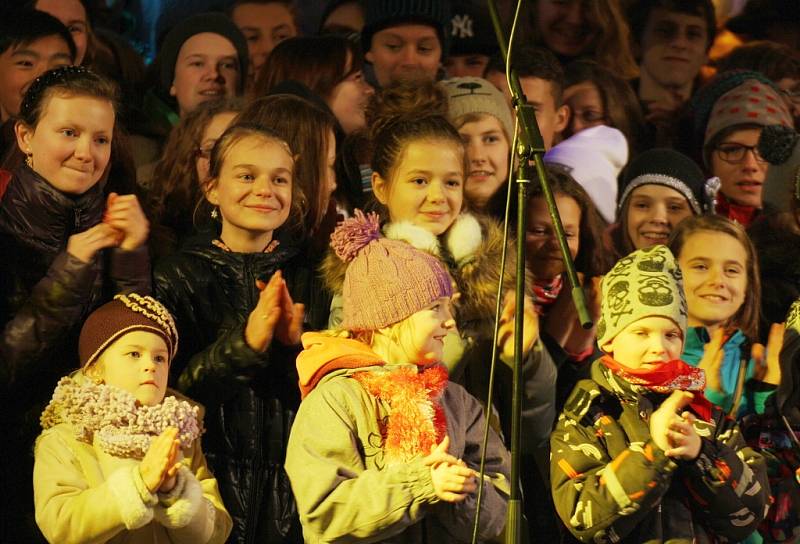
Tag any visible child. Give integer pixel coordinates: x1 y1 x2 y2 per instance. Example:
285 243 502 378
154 123 306 543
441 76 514 214
286 211 510 542
611 147 712 258
34 294 232 543
0 65 150 541
741 298 800 543
551 245 769 543
324 80 556 454
670 214 780 417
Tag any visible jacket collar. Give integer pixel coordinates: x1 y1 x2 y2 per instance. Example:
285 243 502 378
0 165 104 255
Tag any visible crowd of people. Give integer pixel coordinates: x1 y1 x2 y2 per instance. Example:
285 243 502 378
0 0 799 543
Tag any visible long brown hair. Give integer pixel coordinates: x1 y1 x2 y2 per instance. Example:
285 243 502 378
148 98 244 228
253 34 362 101
668 214 761 340
238 94 337 233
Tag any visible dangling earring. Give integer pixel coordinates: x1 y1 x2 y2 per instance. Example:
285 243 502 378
25 153 33 169
211 207 219 220
91 374 104 385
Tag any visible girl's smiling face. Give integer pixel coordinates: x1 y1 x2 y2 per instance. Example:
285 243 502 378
207 135 293 251
16 94 114 195
526 193 581 281
458 114 510 210
625 184 693 249
678 230 747 332
372 139 464 236
379 297 456 365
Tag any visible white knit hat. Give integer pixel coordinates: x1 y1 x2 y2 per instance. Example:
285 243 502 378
544 125 628 224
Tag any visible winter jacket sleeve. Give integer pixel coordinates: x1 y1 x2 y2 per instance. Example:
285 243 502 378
430 384 510 542
677 414 769 541
519 340 558 452
550 385 677 543
108 245 151 295
286 377 441 542
33 425 231 544
2 250 98 387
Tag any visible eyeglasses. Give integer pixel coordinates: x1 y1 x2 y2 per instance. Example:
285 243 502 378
195 144 215 160
714 143 766 164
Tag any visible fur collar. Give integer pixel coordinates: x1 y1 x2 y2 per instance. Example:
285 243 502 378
383 213 483 266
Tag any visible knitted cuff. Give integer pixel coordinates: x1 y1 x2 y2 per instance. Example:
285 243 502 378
408 459 440 505
107 466 156 529
153 466 204 529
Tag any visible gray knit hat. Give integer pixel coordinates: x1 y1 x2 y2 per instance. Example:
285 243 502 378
441 76 514 139
597 245 687 348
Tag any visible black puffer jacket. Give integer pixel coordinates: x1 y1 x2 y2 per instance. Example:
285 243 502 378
154 232 327 544
0 165 150 543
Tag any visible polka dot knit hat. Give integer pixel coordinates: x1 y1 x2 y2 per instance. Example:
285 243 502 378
331 210 453 331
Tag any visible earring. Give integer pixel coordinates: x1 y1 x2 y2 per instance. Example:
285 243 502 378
211 207 219 220
92 375 104 386
25 153 33 169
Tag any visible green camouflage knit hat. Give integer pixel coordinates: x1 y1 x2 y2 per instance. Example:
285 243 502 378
597 245 687 349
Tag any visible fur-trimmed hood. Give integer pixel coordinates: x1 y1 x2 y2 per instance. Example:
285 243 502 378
321 212 526 328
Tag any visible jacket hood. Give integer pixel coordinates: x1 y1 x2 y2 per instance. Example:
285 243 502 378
297 332 384 398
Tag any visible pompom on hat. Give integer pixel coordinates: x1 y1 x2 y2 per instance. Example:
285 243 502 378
596 245 687 349
79 294 179 368
331 210 453 331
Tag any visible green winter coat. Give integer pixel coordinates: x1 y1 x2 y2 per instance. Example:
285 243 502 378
285 363 510 543
551 360 770 543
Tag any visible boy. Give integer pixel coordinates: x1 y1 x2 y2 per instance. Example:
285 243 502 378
551 245 769 543
0 9 74 123
484 45 568 149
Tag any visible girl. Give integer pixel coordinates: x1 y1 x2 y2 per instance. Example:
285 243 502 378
34 294 231 543
154 124 306 543
611 147 712 258
286 212 510 542
441 76 513 215
525 166 613 401
551 245 769 543
323 80 555 452
670 214 780 417
146 98 243 258
254 35 374 135
0 66 149 541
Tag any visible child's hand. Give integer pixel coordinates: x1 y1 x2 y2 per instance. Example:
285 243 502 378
649 391 701 460
497 292 538 362
140 427 180 493
698 328 725 394
752 323 784 385
66 223 122 263
103 193 149 251
273 273 304 346
423 436 477 503
245 272 284 352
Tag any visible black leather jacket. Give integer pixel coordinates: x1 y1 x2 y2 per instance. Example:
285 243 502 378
154 232 327 544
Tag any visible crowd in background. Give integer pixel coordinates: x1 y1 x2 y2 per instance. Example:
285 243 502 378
1 0 799 543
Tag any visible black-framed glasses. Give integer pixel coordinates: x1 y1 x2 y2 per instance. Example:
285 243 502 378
714 143 766 164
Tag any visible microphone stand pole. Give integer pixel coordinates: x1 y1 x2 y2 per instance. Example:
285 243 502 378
485 2 593 542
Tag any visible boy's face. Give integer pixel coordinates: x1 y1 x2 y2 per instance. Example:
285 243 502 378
170 32 240 117
93 330 170 406
444 54 490 78
710 127 768 208
487 73 567 149
231 2 297 90
0 35 73 122
366 24 441 87
36 0 89 65
604 316 683 369
639 8 708 90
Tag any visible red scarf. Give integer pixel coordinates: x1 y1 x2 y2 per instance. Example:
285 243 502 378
715 192 758 227
532 275 564 314
600 355 714 420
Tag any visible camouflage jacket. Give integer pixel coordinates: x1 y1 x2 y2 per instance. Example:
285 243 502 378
550 360 770 543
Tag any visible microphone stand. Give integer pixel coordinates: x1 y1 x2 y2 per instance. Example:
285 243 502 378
484 1 593 542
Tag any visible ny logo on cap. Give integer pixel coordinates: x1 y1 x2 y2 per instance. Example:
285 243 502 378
451 14 474 38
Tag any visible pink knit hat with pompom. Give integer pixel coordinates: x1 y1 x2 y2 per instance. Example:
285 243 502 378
331 210 453 331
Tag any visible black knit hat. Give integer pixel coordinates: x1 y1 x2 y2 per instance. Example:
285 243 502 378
361 0 452 56
448 1 498 57
159 12 249 95
619 148 716 215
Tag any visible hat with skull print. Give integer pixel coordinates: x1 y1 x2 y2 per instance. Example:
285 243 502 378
597 245 687 349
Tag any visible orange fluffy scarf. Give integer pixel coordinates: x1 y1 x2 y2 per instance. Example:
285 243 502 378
353 365 449 463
